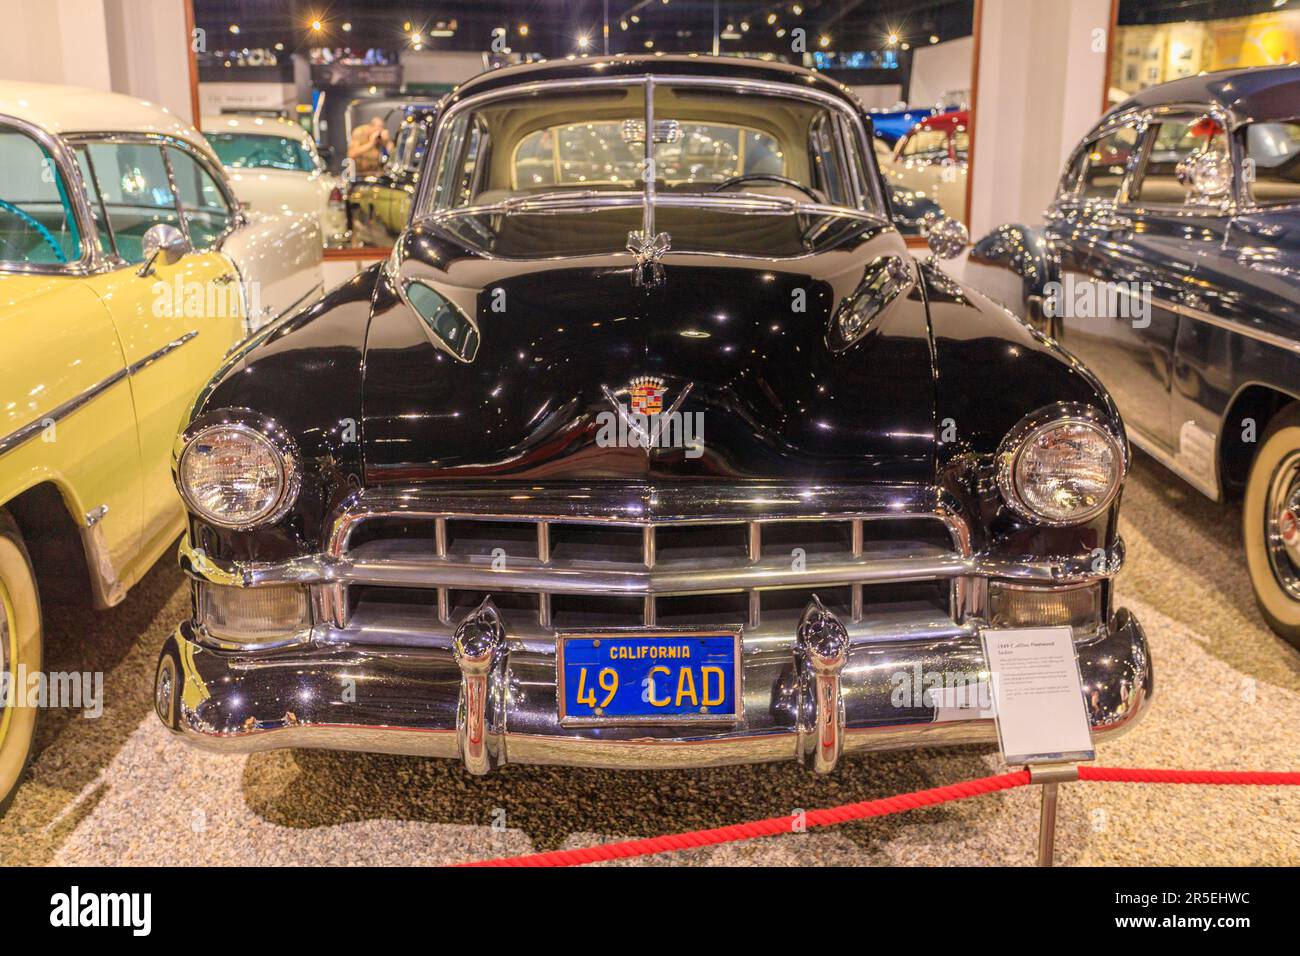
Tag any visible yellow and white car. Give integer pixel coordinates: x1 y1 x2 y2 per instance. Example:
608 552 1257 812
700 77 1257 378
0 82 324 810
203 114 349 247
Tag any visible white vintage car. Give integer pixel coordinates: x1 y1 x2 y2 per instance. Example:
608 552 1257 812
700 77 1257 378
204 114 348 247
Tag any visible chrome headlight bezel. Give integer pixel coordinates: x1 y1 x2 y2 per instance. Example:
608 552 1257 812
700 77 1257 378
175 412 302 530
996 404 1126 527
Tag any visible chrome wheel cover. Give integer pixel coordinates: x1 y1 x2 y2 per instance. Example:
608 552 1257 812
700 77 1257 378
1265 450 1300 601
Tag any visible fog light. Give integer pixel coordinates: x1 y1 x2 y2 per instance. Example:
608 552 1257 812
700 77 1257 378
197 584 310 644
989 582 1101 634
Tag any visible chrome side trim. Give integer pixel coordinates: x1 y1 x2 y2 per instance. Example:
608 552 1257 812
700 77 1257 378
0 368 126 458
1155 295 1300 359
0 331 200 459
1127 422 1221 501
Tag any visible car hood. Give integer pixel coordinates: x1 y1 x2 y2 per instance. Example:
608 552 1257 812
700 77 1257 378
361 204 938 483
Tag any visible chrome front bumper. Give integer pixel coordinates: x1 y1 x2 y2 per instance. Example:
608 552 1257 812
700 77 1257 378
154 604 1152 774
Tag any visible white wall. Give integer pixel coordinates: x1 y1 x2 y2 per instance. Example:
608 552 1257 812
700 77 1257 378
199 82 297 118
0 0 193 123
909 37 973 110
848 85 904 110
399 50 488 87
967 0 1111 239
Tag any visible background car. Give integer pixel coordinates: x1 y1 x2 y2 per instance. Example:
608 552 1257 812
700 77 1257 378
204 114 349 247
0 81 325 809
968 65 1300 648
877 110 969 222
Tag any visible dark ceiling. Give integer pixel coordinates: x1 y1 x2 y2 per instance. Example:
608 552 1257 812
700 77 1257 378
194 0 976 59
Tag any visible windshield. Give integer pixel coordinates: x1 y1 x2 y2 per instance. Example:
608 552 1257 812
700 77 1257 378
0 124 83 267
419 81 880 217
208 132 316 172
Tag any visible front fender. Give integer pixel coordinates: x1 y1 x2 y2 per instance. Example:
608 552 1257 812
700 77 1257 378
967 223 1059 322
222 210 325 330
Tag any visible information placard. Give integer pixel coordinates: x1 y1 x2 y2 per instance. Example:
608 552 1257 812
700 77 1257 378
980 626 1095 766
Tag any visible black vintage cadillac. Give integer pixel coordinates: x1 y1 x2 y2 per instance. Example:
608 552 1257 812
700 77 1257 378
970 66 1300 649
154 56 1151 776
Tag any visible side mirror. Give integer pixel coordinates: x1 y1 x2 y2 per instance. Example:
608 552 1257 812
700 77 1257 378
925 215 969 260
1177 149 1233 204
136 223 190 278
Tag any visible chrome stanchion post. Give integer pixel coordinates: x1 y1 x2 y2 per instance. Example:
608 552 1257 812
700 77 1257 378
1028 762 1079 867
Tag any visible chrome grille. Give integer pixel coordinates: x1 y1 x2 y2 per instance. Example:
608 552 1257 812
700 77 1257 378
327 484 971 640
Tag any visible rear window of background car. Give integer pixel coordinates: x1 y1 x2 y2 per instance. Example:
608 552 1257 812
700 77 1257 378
0 125 83 265
1245 120 1300 205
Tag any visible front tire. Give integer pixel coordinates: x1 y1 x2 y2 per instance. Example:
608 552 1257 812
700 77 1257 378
0 510 41 814
1243 404 1300 649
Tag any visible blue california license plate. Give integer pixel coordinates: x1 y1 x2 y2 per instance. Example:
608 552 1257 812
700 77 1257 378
558 629 742 725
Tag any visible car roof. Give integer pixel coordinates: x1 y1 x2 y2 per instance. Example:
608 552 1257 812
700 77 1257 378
445 54 862 110
0 81 215 158
915 110 969 133
201 114 311 142
1107 65 1300 125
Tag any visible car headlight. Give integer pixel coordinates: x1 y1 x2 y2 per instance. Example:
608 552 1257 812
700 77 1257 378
997 406 1124 526
177 418 301 529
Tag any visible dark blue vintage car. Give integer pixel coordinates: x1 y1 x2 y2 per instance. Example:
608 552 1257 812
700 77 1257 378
970 66 1300 647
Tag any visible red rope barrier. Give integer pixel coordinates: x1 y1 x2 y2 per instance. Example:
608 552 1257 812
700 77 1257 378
459 766 1300 868
1077 766 1300 786
460 769 1031 867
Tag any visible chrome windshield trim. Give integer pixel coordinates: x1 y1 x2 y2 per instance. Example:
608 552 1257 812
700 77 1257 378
430 190 883 222
415 71 886 224
0 331 198 459
0 112 108 276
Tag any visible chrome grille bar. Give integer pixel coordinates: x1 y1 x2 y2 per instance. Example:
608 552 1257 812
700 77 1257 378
435 517 449 623
537 522 552 627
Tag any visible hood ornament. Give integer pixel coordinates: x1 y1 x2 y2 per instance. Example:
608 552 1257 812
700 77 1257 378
627 229 670 288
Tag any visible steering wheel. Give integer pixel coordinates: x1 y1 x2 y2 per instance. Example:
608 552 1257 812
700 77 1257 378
711 173 824 203
242 147 286 169
0 199 66 263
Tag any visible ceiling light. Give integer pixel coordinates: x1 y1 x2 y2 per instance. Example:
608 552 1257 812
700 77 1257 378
519 23 529 36
228 24 239 34
819 34 831 48
901 42 910 50
411 32 422 43
644 39 654 48
403 21 411 31
274 42 284 50
767 13 778 24
740 21 750 31
621 19 629 30
341 22 351 32
930 34 940 43
631 15 641 24
887 33 899 45
776 28 786 37
577 33 591 49
792 4 803 14
310 19 323 33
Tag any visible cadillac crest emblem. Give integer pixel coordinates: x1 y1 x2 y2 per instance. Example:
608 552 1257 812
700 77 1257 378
628 375 666 415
